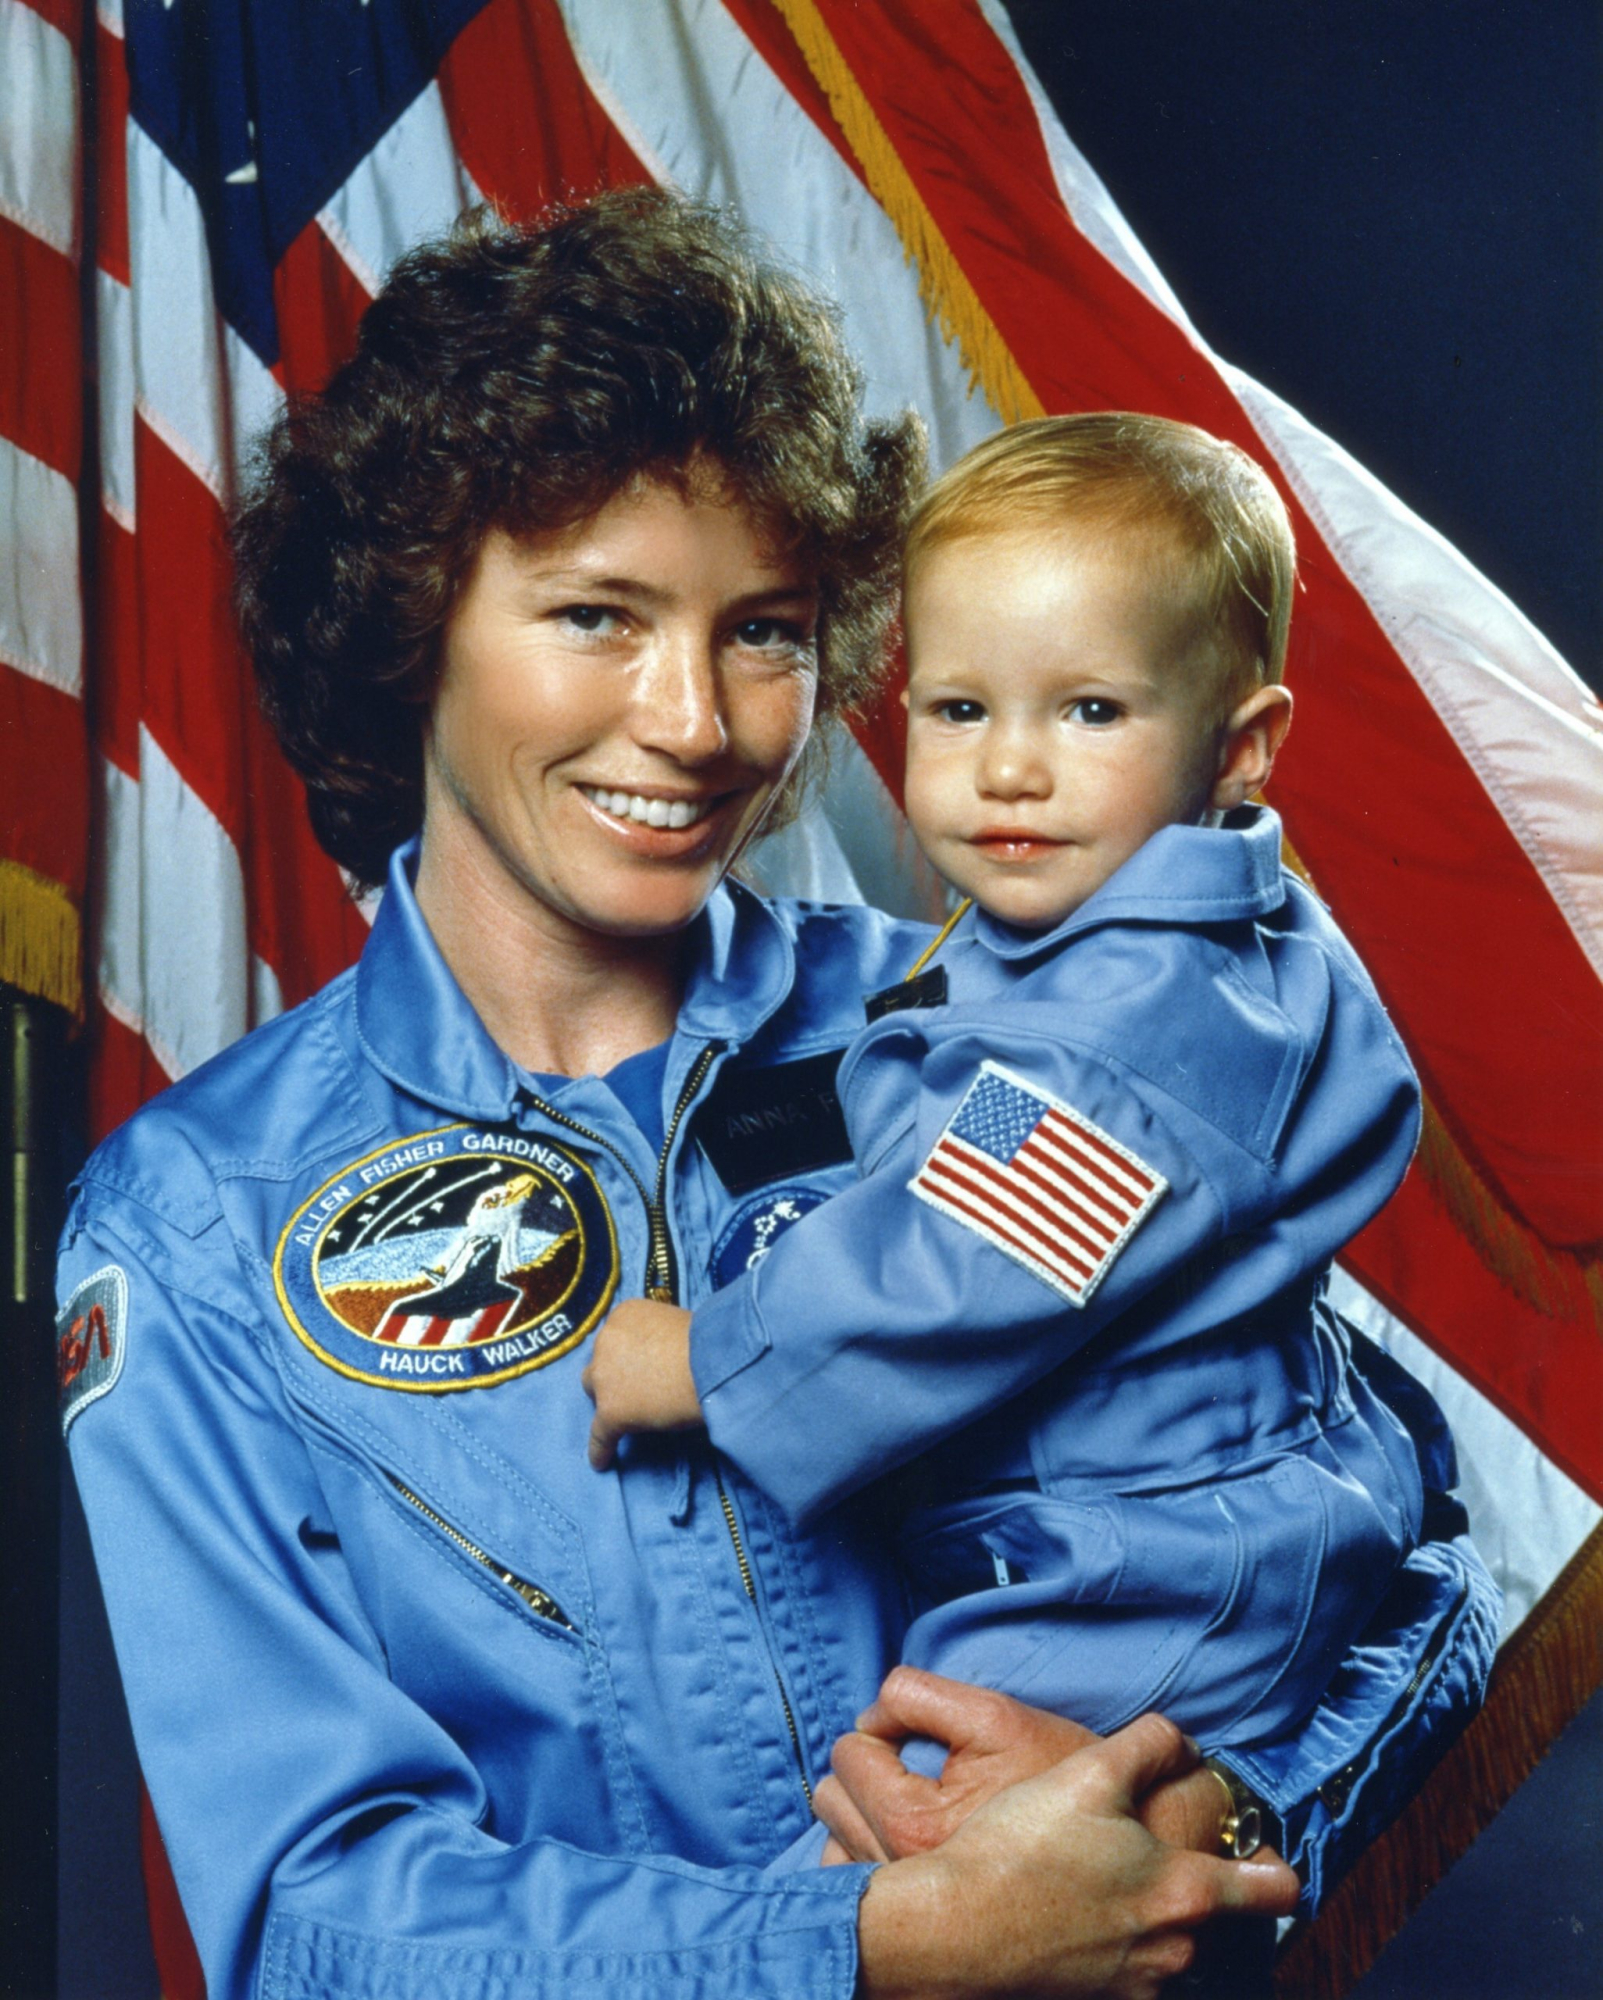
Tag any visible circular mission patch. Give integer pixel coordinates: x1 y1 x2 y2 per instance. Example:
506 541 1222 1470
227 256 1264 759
274 1125 618 1390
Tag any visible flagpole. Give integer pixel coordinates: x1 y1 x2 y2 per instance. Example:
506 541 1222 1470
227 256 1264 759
0 988 65 2000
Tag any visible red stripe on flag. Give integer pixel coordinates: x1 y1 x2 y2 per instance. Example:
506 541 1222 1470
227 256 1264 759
924 1148 1099 1284
129 419 369 1005
1348 1172 1603 1504
94 21 131 286
1007 1148 1123 1255
473 1296 514 1343
960 1135 1122 1260
88 1004 174 1147
129 418 250 846
437 0 650 220
273 218 372 398
238 685 373 1008
812 0 1603 1255
1042 1110 1158 1199
0 667 89 893
94 506 142 776
138 1785 204 2000
0 215 81 481
1029 1127 1149 1225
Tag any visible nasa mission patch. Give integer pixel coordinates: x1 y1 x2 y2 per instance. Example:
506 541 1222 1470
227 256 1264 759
710 1185 828 1289
274 1125 618 1391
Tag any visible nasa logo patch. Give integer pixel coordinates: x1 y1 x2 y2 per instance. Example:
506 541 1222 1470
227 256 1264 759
711 1186 828 1289
274 1125 618 1391
57 1265 129 1435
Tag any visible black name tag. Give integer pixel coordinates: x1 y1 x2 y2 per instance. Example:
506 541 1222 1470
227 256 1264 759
692 1049 851 1194
864 964 948 1022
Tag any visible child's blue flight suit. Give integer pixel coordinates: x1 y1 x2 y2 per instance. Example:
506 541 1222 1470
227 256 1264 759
694 809 1498 1867
57 836 1496 2000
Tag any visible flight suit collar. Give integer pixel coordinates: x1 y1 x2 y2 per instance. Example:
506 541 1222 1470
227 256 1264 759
972 805 1289 962
354 844 796 1119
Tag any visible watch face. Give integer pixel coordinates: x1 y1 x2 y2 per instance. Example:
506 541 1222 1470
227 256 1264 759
1229 1803 1263 1861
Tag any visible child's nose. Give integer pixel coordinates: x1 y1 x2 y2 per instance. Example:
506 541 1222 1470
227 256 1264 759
979 728 1051 798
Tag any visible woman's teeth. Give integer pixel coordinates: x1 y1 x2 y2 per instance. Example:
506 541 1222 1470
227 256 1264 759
583 787 712 830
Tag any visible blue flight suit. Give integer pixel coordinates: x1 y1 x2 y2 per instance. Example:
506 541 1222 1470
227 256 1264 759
57 837 1497 1999
693 809 1498 1896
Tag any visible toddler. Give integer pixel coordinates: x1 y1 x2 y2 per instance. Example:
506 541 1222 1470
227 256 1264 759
586 414 1440 1817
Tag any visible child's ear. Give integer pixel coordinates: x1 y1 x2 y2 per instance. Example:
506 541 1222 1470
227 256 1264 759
1211 685 1293 811
899 685 910 711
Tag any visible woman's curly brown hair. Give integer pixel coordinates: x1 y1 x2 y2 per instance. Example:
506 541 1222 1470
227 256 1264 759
231 188 926 890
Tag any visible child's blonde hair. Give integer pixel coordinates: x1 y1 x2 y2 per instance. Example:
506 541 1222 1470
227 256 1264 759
905 413 1296 696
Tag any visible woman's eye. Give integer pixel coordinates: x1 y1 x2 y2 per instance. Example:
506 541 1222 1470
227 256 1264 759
558 604 622 636
1070 698 1121 726
734 617 814 654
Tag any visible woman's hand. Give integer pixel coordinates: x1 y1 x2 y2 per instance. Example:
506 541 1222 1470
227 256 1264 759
854 1711 1298 1999
583 1301 703 1469
816 1668 1237 1864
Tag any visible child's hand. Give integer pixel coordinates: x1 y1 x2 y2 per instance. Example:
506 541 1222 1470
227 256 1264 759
582 1301 701 1470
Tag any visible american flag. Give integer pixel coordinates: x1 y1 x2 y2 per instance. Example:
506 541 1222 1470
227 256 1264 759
910 1063 1167 1308
4 4 1599 1994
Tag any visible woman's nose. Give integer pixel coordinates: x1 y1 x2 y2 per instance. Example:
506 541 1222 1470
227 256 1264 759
634 632 730 765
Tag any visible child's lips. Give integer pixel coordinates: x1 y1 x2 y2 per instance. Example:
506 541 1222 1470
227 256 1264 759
969 829 1066 860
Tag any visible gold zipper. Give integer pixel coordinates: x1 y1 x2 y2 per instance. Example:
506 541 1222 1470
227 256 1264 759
518 1041 813 1804
717 1473 813 1806
390 1476 574 1630
644 1041 723 1299
518 1041 723 1301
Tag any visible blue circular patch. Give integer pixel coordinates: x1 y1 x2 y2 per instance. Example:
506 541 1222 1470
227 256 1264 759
274 1125 617 1391
710 1185 828 1289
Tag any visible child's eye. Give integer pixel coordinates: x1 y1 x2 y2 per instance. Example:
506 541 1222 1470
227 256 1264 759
933 698 987 724
1070 698 1122 726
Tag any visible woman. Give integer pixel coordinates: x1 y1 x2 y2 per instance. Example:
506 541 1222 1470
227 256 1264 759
57 190 1487 1999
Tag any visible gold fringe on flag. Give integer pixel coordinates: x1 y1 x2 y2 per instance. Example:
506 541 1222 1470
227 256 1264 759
1275 1520 1603 2000
1277 829 1603 1334
0 858 82 1016
771 0 1045 426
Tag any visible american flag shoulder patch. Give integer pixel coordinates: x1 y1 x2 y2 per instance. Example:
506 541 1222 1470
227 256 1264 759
909 1061 1168 1307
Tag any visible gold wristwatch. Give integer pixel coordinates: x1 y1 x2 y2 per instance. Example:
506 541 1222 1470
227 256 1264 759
1203 1757 1274 1860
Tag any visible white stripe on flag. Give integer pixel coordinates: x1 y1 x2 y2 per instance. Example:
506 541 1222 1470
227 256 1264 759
97 267 136 530
554 0 1002 474
317 80 481 299
0 0 78 260
1227 363 1603 975
127 119 283 503
0 434 82 696
99 735 255 1080
746 727 951 923
1329 1266 1602 1637
985 0 1603 980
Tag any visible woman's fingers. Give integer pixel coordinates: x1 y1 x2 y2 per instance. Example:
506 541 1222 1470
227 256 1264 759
812 1771 892 1863
857 1664 1097 1762
1079 1711 1200 1816
853 1713 1297 1999
827 1729 951 1857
